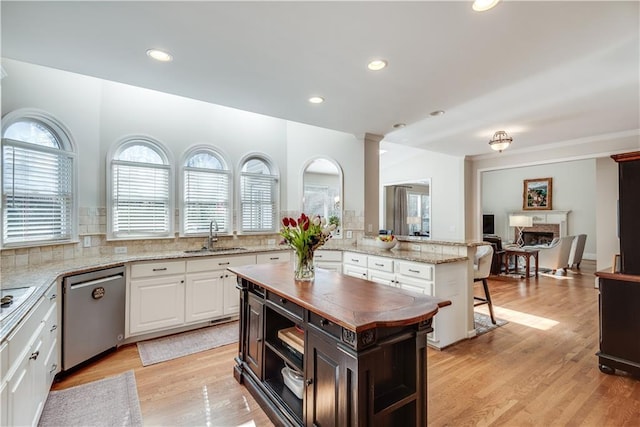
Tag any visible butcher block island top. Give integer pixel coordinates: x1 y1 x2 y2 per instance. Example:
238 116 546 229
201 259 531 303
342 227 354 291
229 261 451 333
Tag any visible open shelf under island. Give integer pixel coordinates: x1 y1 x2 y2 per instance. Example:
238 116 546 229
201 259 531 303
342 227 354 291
229 262 450 427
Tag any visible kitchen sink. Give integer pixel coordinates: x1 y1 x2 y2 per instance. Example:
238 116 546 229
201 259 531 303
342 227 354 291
184 247 247 254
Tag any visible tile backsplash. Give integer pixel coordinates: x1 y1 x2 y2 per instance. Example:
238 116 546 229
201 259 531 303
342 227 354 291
1 207 364 269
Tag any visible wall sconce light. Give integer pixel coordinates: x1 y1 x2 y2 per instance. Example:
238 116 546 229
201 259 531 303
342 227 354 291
509 215 533 247
489 131 513 152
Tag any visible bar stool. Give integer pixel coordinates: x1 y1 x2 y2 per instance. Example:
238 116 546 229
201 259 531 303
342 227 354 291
474 245 496 325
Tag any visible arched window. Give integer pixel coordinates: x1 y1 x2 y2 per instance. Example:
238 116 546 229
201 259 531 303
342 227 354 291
108 137 173 238
1 111 76 246
181 146 231 235
239 155 279 233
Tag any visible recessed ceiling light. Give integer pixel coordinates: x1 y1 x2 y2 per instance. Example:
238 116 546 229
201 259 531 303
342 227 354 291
146 49 173 62
430 110 445 117
367 60 388 71
308 96 324 104
393 123 406 129
472 0 500 12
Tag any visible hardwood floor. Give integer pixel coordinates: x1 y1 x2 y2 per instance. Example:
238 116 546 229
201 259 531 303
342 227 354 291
52 260 640 426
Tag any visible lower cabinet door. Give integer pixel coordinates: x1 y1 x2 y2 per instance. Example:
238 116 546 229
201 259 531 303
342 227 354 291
246 294 264 378
9 336 42 427
223 272 240 316
306 330 354 427
130 275 186 334
185 271 224 323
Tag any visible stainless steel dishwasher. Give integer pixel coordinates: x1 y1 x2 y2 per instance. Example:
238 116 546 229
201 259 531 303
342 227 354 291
62 265 125 371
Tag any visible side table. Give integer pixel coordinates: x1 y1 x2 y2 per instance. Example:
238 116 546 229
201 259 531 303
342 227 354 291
502 247 539 278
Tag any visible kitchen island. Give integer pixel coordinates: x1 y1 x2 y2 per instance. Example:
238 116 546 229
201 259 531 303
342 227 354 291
230 262 450 427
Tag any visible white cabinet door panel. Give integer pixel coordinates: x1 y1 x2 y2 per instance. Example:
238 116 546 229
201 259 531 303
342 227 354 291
130 275 185 334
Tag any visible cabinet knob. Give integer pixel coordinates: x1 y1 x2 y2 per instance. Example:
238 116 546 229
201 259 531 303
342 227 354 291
49 364 58 374
49 293 57 301
50 324 57 332
305 378 313 387
29 351 40 361
320 318 329 326
280 298 287 304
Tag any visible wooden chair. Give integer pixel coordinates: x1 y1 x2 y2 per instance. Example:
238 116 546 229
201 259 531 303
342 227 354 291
473 245 496 324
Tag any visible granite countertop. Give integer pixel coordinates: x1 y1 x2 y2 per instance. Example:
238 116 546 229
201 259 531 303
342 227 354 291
0 243 469 342
340 246 467 264
0 245 288 341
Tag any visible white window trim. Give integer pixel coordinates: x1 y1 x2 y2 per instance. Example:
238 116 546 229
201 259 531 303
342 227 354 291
179 144 232 237
106 135 174 240
236 152 280 234
1 108 78 248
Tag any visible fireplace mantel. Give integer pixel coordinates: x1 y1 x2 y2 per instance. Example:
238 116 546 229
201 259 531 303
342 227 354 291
509 210 571 237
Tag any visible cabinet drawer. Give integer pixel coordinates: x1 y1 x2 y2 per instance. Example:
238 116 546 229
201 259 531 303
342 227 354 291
187 254 255 273
367 255 394 273
266 291 303 321
256 251 291 264
308 311 342 340
41 303 58 350
343 252 367 266
396 260 433 280
131 260 186 278
314 250 342 262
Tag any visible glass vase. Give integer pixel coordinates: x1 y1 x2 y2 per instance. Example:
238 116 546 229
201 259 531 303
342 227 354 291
294 248 315 281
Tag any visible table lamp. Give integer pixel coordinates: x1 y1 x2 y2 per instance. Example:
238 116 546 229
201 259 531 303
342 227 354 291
509 215 533 247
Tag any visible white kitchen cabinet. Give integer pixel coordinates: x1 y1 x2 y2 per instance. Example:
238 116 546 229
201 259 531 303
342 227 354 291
314 250 342 273
128 253 292 337
342 251 368 279
187 255 255 320
343 251 467 349
256 251 291 264
1 283 58 427
129 259 186 335
367 255 396 287
184 271 224 323
223 271 241 315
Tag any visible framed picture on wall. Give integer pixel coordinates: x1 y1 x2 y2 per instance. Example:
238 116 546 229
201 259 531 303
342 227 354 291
523 177 552 210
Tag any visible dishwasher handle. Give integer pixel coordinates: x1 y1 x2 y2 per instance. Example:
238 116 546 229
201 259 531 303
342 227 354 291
68 274 124 290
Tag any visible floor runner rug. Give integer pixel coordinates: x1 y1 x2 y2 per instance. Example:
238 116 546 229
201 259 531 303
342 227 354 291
137 320 238 366
39 370 142 427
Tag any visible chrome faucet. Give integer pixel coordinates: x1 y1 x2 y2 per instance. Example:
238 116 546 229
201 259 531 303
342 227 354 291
208 219 219 249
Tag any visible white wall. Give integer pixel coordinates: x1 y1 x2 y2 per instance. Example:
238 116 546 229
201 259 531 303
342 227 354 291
285 121 362 215
595 157 619 270
380 142 465 241
1 59 103 207
1 59 364 233
481 159 597 257
469 131 639 265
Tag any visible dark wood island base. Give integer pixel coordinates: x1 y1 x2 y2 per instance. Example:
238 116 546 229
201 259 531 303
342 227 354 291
229 263 450 427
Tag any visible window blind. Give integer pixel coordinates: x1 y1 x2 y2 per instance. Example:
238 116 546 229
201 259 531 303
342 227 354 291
2 141 73 244
112 161 170 236
183 168 229 234
240 173 276 232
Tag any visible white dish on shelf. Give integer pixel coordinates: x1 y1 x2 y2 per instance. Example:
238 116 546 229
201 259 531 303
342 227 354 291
281 366 304 399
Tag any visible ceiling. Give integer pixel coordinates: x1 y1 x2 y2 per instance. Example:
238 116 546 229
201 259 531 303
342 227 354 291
2 1 638 158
